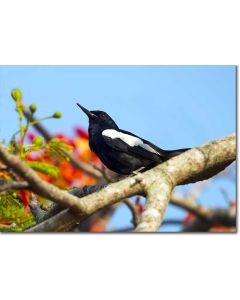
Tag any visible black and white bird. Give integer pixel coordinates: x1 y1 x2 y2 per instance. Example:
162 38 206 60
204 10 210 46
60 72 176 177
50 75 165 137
77 103 190 175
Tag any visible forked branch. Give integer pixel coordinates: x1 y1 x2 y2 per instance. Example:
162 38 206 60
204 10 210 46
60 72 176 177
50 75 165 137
0 133 236 232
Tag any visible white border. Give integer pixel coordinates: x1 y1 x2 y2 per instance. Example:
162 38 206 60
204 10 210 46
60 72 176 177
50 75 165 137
0 1 239 300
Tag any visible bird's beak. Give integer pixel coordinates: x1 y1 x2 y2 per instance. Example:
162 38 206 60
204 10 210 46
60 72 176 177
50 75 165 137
76 103 97 119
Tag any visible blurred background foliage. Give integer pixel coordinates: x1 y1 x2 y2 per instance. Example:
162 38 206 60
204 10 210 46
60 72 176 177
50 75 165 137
0 89 100 231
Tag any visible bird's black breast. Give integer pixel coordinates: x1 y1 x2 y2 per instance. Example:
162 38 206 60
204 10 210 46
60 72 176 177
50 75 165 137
89 131 161 174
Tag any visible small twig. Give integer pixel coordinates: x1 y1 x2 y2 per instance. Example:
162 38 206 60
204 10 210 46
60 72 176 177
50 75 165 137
170 193 211 220
107 219 184 232
135 196 141 206
170 193 236 231
0 181 29 192
0 165 19 180
0 223 17 230
161 219 184 226
182 207 236 232
22 108 102 179
123 199 139 227
22 109 52 141
220 188 232 206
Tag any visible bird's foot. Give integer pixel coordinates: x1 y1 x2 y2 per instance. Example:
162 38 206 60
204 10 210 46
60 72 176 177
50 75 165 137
131 167 145 176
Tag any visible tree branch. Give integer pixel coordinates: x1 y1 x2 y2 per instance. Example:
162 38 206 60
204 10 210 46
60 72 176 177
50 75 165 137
135 133 235 232
22 108 102 178
0 180 29 192
170 193 212 220
123 199 140 227
135 178 173 232
0 133 236 232
182 207 236 232
170 193 236 231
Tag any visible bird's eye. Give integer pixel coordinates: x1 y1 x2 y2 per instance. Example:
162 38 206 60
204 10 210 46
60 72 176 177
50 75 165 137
100 114 105 118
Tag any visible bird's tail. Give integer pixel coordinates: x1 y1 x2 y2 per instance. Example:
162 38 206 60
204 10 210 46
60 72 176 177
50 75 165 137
165 148 190 159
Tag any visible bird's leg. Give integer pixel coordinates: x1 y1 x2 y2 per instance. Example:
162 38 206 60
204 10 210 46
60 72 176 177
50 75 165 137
131 167 146 176
131 163 158 176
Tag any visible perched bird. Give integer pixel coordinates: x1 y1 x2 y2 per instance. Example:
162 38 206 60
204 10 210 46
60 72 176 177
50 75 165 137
77 103 190 175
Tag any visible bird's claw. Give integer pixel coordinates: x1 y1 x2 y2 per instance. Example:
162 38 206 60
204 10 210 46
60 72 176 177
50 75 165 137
131 167 145 176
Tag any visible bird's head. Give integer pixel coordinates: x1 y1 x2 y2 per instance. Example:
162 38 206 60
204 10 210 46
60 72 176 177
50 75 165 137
77 103 118 130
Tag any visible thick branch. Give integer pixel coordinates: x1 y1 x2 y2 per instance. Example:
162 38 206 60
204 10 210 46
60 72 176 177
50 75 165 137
135 133 236 232
0 133 236 232
27 208 79 232
135 178 173 232
0 143 144 214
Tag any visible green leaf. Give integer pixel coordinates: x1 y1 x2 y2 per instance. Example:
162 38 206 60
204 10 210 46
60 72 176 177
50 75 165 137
26 161 59 177
0 192 36 232
46 138 73 160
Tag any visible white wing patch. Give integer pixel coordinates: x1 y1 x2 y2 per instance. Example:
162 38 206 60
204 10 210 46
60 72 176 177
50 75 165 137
102 129 160 155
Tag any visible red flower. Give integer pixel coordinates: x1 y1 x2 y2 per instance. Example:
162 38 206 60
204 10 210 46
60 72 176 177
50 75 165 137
74 127 89 139
138 203 143 214
27 132 36 143
54 133 75 147
18 190 30 206
183 213 195 224
54 133 68 140
89 219 106 232
26 153 33 161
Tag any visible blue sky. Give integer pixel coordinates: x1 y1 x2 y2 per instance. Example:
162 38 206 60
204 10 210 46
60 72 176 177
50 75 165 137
0 66 236 231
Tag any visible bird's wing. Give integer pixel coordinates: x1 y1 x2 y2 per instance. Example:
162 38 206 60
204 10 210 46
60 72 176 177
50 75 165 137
102 129 166 163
